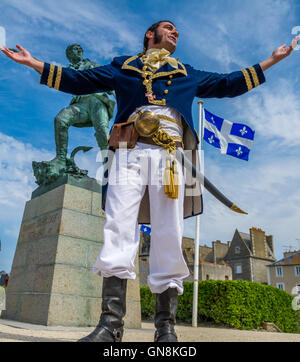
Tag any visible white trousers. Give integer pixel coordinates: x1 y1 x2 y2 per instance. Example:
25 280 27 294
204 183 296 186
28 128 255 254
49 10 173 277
93 142 190 295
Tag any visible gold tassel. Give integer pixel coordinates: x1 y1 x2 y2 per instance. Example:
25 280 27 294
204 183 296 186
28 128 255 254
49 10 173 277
164 152 172 197
169 161 175 197
171 159 179 199
149 128 180 199
164 152 179 199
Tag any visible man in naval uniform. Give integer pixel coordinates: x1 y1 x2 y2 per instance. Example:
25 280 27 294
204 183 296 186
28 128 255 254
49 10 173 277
1 20 296 342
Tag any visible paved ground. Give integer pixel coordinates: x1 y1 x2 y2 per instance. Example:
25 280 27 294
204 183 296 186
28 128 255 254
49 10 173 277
1 319 300 342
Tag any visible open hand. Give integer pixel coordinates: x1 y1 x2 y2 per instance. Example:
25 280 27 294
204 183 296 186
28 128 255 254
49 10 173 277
0 44 33 65
272 36 299 62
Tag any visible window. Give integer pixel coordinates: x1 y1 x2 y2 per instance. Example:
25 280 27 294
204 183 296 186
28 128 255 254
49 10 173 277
206 275 210 280
235 264 242 274
235 246 241 254
276 266 283 277
295 266 300 277
225 275 229 280
297 284 300 295
276 283 285 291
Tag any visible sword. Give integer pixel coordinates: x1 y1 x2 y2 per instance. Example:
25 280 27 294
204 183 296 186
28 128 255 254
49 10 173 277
176 148 247 214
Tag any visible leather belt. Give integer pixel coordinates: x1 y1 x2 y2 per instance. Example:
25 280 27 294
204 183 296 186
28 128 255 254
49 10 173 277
138 136 183 149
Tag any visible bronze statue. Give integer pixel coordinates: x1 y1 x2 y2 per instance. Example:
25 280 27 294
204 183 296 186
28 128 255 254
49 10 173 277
33 44 115 186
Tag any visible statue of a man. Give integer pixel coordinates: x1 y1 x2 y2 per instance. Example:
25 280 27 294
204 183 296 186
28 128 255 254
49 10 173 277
52 44 115 169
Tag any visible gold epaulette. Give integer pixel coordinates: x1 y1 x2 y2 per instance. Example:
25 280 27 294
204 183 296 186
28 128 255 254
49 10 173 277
241 66 260 92
47 64 62 90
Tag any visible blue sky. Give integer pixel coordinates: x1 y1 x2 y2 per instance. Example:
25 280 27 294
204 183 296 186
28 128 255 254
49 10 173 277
1 0 300 272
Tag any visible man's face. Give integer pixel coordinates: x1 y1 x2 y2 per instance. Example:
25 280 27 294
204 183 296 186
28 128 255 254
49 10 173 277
67 44 83 63
148 22 179 53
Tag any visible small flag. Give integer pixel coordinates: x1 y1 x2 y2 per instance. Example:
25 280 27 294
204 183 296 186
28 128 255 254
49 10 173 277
203 109 255 161
140 225 151 235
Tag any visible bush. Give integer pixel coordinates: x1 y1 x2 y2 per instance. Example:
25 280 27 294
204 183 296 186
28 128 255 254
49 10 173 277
140 286 155 320
140 280 300 333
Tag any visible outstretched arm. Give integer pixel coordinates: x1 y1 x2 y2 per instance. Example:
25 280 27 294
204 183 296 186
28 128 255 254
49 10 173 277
1 44 115 94
194 36 299 99
0 44 44 73
259 36 299 71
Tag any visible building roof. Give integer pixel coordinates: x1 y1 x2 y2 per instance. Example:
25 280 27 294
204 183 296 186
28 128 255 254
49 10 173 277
237 229 275 259
267 252 300 266
238 231 252 251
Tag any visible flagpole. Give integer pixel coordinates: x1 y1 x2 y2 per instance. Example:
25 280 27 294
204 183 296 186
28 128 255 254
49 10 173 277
192 100 204 328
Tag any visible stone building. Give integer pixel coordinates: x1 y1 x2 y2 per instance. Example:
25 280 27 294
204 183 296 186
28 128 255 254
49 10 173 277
138 233 232 285
224 227 275 284
182 237 232 282
139 227 275 286
266 251 300 295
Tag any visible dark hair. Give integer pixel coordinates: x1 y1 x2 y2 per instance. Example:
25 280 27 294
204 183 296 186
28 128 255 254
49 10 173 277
143 20 175 51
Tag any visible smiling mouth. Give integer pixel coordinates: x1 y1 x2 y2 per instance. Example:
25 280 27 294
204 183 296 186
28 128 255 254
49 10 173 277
168 35 177 43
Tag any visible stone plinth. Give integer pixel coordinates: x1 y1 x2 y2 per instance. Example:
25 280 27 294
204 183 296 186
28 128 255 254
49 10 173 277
2 179 141 328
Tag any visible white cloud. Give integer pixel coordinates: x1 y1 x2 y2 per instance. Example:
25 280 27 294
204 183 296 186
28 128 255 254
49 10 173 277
0 133 52 271
233 79 300 147
176 0 295 70
1 0 142 60
0 133 54 213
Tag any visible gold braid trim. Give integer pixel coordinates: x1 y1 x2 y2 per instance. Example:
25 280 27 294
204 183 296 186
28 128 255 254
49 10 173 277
143 73 166 105
171 136 182 142
54 66 62 90
152 129 177 152
121 55 187 105
121 55 187 77
148 98 167 106
248 66 259 88
151 61 187 79
139 56 186 106
47 64 55 88
121 55 144 74
127 114 182 129
158 115 183 129
241 68 253 92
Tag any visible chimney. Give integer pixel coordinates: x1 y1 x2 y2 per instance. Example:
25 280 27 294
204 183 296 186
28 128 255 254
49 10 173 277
250 227 268 258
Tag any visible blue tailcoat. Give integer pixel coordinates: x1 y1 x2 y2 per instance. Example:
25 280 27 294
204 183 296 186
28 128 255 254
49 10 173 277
40 55 265 221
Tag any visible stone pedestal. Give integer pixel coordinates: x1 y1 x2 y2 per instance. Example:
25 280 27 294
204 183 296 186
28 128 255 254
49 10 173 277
2 178 141 328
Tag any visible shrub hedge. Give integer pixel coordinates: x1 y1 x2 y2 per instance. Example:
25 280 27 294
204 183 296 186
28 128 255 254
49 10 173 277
140 280 300 333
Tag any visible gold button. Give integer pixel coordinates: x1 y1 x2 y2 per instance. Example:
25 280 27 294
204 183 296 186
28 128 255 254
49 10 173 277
169 75 173 79
142 66 147 71
164 89 169 94
143 79 149 85
142 73 147 78
167 80 172 85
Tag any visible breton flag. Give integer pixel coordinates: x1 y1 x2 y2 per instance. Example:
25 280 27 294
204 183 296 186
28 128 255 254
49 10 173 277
203 109 255 161
140 225 151 235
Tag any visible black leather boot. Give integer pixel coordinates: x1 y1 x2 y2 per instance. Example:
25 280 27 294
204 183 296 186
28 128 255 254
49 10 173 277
154 287 178 342
78 276 127 342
